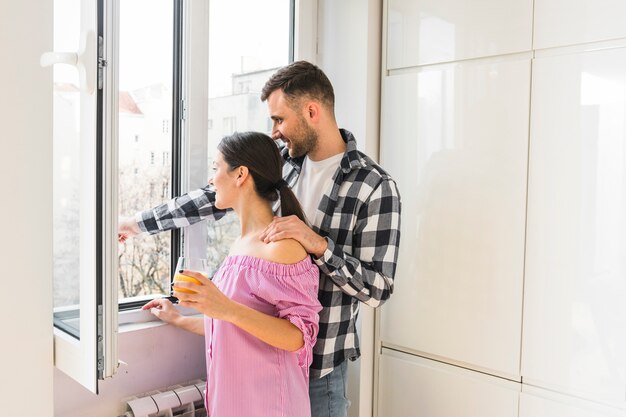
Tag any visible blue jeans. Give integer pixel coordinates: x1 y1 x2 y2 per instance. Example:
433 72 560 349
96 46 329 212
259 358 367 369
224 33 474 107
309 361 351 417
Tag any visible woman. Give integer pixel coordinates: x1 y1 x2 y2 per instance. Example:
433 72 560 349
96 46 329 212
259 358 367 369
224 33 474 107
142 131 321 417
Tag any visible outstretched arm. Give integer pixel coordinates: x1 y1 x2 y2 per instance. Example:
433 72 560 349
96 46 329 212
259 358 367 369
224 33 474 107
118 185 229 241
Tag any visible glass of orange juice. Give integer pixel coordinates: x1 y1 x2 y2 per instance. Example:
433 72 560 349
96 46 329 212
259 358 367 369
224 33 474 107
172 257 209 298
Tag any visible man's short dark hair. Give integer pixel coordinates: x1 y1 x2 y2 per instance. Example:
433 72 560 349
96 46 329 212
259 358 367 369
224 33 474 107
261 61 335 111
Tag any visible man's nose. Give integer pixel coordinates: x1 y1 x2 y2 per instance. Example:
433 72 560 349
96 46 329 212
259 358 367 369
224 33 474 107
269 122 281 139
271 129 282 140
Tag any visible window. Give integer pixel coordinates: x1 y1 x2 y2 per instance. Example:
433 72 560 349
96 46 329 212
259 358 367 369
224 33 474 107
49 0 118 392
118 0 294 305
205 0 293 270
118 0 175 305
48 0 296 394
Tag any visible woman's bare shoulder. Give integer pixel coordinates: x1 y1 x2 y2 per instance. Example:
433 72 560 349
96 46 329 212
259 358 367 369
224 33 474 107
262 238 308 264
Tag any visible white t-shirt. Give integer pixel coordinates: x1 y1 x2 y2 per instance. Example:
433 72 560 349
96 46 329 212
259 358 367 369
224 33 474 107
291 152 344 225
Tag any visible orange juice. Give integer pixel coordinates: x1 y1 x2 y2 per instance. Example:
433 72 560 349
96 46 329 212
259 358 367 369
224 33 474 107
173 273 206 294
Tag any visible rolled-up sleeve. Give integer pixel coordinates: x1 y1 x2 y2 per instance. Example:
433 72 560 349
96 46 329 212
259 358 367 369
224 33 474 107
253 262 322 373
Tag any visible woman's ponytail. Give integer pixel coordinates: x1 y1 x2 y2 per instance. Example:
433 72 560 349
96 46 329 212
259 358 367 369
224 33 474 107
277 182 307 224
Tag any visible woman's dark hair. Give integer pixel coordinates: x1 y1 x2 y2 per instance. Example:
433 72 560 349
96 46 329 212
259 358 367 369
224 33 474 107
218 131 307 223
260 60 335 112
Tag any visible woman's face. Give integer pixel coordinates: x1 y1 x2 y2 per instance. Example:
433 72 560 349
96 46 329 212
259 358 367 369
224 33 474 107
210 151 239 209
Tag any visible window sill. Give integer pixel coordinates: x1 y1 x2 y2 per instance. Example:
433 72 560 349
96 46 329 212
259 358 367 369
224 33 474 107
118 304 202 333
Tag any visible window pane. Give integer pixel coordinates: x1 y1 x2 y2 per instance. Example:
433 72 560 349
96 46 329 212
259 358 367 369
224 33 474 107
118 0 173 302
206 0 291 269
53 0 81 335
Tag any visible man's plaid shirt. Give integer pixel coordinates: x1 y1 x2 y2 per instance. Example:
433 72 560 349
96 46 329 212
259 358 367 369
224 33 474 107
136 129 402 379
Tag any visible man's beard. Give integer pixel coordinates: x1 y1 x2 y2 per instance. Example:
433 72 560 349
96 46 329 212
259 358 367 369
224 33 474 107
288 118 318 158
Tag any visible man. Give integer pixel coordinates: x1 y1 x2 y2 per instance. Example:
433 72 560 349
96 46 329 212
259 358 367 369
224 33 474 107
119 61 401 417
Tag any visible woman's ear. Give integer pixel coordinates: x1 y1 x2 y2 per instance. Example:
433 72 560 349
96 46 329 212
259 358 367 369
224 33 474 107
236 166 250 186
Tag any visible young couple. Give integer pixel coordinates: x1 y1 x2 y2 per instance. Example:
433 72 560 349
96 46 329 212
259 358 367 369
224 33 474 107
119 61 402 417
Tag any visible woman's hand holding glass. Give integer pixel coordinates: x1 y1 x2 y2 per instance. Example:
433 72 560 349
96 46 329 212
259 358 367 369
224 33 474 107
172 257 210 292
173 269 238 322
170 256 237 321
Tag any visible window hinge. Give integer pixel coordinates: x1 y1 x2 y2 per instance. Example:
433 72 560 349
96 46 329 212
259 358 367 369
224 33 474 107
97 305 104 379
97 35 107 90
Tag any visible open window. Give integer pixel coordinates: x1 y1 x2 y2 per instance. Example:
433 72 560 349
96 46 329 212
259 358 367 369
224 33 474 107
46 0 297 394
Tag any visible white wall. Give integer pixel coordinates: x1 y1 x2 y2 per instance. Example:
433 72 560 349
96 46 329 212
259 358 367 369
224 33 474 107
0 2 54 417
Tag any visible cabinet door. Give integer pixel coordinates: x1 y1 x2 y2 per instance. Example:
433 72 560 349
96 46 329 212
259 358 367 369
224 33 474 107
523 46 626 404
386 0 532 69
378 349 520 417
379 57 530 379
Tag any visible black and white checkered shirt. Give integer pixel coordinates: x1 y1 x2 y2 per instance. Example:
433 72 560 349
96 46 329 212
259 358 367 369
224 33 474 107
136 129 402 378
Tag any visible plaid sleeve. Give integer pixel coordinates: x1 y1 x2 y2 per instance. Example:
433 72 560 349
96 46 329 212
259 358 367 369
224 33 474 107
313 177 401 308
136 185 229 234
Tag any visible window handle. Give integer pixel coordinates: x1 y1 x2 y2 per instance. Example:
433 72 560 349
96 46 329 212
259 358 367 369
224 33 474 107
40 30 97 95
40 52 78 66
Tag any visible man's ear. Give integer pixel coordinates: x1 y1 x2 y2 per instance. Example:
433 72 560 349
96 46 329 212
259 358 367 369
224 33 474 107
305 101 322 123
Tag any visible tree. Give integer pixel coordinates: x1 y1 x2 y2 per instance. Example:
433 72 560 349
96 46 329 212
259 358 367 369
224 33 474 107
118 165 172 299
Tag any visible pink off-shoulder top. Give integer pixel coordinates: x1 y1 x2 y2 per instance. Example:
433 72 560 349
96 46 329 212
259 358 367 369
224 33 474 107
203 255 321 417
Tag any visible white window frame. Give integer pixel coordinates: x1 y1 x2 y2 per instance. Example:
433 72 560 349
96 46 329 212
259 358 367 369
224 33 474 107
44 0 119 393
293 0 318 63
180 0 210 258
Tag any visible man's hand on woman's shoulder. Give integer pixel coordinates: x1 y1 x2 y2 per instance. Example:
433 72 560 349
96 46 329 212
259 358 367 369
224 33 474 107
259 215 328 259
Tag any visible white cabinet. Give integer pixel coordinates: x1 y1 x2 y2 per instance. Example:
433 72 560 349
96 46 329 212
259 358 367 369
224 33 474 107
378 348 520 417
386 0 532 69
379 57 530 379
523 47 626 404
379 1 626 416
534 0 626 50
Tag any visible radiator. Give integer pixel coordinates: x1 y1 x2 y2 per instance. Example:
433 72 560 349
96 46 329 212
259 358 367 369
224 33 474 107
119 380 206 417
